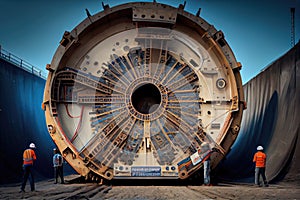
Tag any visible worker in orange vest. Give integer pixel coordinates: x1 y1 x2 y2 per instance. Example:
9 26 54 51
20 143 37 192
253 145 268 187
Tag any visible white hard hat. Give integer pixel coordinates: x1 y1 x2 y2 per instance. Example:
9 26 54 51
201 142 208 147
257 146 263 151
29 143 36 148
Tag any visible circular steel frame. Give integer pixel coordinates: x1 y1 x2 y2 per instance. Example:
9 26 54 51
43 2 245 181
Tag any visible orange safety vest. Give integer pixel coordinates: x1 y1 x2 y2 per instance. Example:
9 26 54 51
253 151 266 168
23 149 36 165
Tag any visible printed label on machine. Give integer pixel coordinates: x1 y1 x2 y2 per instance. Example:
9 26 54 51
131 166 161 176
190 150 212 166
190 151 201 165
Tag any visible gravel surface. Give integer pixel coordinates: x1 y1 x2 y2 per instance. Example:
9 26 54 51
0 175 299 199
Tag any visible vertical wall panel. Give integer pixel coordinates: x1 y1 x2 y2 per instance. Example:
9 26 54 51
217 42 300 183
0 59 53 184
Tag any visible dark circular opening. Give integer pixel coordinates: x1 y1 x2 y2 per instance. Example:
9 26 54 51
106 172 111 177
132 83 161 114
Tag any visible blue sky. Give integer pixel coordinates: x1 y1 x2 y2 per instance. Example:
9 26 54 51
0 0 299 83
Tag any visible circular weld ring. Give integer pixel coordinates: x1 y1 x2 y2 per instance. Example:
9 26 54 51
216 78 226 89
178 169 188 179
105 170 113 178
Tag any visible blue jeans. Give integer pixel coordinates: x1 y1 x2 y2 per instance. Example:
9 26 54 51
203 160 210 184
21 165 35 191
54 166 64 183
255 167 267 186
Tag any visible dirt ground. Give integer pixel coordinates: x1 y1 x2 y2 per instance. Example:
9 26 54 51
0 175 299 200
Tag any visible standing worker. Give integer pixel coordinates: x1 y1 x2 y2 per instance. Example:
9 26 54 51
253 145 268 187
20 143 37 192
53 148 64 184
201 142 212 186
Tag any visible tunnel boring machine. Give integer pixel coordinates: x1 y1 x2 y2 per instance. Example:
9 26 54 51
42 2 245 181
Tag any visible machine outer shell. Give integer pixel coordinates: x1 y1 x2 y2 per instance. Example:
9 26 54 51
43 2 245 180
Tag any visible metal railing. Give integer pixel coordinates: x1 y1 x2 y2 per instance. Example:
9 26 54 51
0 45 47 79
